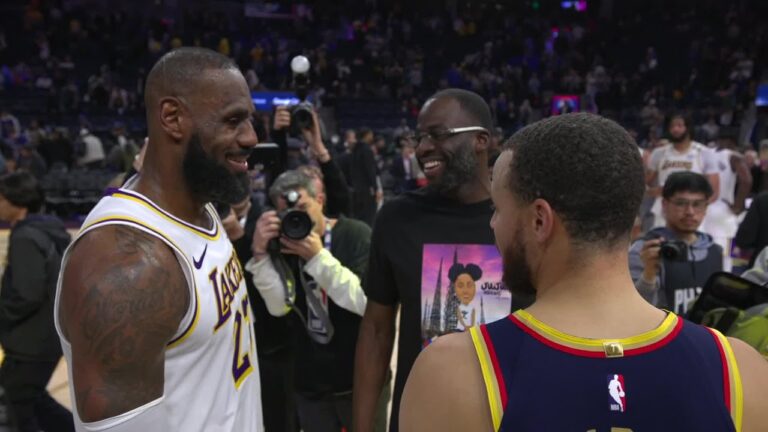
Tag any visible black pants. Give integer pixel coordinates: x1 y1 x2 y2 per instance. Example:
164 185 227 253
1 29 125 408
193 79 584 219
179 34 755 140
258 351 299 432
0 357 74 432
294 374 392 432
295 392 353 432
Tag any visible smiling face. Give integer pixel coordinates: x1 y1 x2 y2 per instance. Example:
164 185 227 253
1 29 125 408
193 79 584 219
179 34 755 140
415 97 482 194
181 68 258 204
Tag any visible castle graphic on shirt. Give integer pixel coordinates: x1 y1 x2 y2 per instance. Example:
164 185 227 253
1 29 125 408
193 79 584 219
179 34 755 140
420 244 511 347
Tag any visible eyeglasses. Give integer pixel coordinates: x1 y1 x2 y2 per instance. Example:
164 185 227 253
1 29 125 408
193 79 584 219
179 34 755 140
404 126 489 145
669 199 708 211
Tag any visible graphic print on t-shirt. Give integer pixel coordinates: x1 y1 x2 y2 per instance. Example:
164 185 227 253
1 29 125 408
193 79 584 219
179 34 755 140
420 244 512 347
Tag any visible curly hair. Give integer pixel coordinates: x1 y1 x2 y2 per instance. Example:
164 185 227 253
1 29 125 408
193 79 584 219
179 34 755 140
448 262 483 282
503 113 645 247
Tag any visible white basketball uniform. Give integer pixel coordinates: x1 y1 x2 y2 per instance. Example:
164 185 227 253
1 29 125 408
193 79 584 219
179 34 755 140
54 183 263 432
701 149 740 271
649 142 716 227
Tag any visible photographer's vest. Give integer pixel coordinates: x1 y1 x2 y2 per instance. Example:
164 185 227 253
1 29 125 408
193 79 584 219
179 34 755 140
662 244 722 315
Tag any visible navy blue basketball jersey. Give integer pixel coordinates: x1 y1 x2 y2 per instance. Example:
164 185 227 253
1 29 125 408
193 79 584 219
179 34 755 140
468 310 742 432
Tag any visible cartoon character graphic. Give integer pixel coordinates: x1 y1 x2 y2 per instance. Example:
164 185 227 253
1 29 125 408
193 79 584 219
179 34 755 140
448 262 483 331
420 244 510 347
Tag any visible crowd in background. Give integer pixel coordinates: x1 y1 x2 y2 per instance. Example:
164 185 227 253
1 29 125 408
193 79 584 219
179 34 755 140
1 0 768 185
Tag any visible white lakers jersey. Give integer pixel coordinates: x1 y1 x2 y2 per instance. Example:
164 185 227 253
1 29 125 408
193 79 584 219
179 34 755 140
713 149 737 205
54 184 263 431
650 141 716 186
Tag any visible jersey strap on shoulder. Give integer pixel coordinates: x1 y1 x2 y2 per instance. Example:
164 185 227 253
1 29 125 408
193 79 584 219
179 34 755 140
707 328 744 432
469 325 508 431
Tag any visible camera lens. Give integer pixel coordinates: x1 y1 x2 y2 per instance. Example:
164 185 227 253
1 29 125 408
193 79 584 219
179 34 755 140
281 209 313 240
292 104 314 130
659 241 687 261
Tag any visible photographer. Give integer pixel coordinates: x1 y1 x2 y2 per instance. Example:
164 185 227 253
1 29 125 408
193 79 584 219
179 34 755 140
272 105 350 217
630 172 723 315
246 169 369 432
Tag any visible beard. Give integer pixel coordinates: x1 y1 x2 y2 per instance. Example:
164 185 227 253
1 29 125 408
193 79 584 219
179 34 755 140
669 131 688 143
182 131 251 205
502 226 537 298
426 140 477 195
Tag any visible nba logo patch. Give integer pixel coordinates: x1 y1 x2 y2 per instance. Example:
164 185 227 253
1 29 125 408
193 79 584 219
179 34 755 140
607 374 626 413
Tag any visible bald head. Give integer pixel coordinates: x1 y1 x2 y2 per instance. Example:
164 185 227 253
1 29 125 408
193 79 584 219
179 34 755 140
145 47 238 111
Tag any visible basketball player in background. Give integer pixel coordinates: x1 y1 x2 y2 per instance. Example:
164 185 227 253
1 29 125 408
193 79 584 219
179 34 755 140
646 114 720 228
700 129 752 271
55 47 263 431
400 113 768 431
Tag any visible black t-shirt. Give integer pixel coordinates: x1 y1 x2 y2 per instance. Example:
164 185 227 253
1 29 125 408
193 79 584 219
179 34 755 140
366 189 531 431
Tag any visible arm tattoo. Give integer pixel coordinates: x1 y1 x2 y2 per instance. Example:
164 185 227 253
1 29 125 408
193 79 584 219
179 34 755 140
65 225 188 421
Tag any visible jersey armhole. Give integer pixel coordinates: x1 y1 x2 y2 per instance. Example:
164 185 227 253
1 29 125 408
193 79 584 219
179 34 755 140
708 328 744 432
57 219 198 349
469 325 506 431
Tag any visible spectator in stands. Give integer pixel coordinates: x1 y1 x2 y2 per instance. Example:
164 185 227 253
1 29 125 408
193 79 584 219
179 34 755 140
346 127 378 226
38 128 74 170
75 128 105 169
0 109 20 141
104 122 139 172
25 119 47 148
16 141 47 179
389 134 423 195
0 172 74 432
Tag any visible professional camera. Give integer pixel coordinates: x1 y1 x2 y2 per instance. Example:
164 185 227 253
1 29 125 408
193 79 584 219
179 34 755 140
278 189 313 240
659 240 689 262
289 55 314 135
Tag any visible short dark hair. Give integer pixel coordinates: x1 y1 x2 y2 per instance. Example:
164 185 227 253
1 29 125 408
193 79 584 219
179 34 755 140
667 113 693 134
0 171 44 212
504 113 645 247
662 172 713 200
144 47 237 109
429 89 493 131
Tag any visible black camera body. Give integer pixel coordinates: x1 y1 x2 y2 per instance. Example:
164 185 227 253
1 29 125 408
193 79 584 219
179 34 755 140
278 190 313 240
644 232 689 262
289 100 314 136
659 240 689 262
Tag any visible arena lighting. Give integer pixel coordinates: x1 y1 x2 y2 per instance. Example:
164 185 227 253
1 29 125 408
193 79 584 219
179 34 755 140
561 0 588 11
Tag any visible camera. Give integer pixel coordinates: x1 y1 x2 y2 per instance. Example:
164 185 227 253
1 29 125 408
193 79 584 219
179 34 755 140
659 240 689 262
278 190 313 240
289 55 314 136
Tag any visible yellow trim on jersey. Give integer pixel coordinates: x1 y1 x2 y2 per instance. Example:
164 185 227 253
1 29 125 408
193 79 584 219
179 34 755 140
713 330 744 432
79 216 201 350
167 285 201 349
469 326 503 431
111 192 221 241
513 310 679 353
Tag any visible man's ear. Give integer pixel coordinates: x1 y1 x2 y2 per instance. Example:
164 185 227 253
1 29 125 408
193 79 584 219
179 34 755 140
531 198 555 245
474 131 490 153
159 97 185 142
